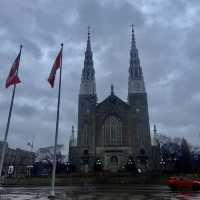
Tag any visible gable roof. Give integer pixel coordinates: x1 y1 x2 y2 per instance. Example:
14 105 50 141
97 93 129 110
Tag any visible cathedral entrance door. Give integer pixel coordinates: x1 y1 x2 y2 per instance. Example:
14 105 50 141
81 159 89 173
109 156 118 172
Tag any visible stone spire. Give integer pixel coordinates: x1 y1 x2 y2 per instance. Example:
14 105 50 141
128 25 146 94
69 125 75 147
80 27 96 95
152 124 159 146
153 124 157 136
84 26 93 67
111 84 114 95
130 25 140 67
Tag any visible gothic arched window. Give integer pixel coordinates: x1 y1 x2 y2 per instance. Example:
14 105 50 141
86 69 90 80
82 124 89 145
137 124 146 146
102 116 123 145
91 71 94 80
131 68 134 79
135 68 141 79
139 68 142 77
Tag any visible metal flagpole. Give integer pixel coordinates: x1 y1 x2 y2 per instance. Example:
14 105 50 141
0 45 23 177
49 43 63 198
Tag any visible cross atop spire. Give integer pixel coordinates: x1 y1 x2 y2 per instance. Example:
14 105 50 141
86 26 91 52
131 24 136 51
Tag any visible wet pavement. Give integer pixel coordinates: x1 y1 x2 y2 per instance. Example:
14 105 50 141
0 185 200 199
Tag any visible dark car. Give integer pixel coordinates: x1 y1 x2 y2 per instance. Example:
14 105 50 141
168 176 200 190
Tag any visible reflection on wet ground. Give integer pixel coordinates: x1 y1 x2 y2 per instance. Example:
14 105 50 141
0 185 200 200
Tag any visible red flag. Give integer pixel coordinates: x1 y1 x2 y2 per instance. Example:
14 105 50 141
48 49 62 88
6 51 21 88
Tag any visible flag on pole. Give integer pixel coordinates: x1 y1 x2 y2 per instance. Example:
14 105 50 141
48 49 62 88
0 45 23 177
48 44 63 198
5 50 22 88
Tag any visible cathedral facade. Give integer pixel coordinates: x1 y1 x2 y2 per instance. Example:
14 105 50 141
69 27 156 172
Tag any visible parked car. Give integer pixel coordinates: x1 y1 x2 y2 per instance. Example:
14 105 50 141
168 176 200 190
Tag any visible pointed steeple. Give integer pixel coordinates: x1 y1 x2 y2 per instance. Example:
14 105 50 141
69 126 75 147
84 26 93 68
131 25 136 54
72 125 75 139
86 26 91 52
130 24 140 68
111 84 114 95
153 124 157 136
128 25 146 95
80 27 96 95
152 124 159 146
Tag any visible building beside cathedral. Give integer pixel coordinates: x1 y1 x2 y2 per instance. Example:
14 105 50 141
69 27 160 172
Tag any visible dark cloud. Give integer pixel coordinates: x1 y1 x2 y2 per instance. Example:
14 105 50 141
0 0 200 151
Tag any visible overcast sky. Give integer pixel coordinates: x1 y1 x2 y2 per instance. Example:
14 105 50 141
0 0 200 152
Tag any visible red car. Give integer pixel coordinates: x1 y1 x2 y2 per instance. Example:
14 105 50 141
168 176 200 190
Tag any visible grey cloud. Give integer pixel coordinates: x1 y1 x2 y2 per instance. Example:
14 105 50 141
0 0 199 151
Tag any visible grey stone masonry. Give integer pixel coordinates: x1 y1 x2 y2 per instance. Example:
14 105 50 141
68 27 158 172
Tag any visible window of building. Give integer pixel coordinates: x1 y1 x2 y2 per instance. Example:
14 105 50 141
102 115 123 145
82 124 88 145
137 124 144 146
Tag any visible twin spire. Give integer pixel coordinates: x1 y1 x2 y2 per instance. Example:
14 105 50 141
130 24 141 68
80 27 96 95
83 26 94 70
131 25 136 55
69 126 76 147
86 26 91 52
80 26 146 96
128 25 146 94
152 124 160 147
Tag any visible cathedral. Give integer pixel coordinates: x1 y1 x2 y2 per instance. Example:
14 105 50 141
68 27 159 172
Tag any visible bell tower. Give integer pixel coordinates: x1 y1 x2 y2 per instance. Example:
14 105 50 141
77 27 97 170
127 25 151 158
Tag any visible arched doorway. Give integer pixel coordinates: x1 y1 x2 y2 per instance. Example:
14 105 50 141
110 156 118 172
81 149 89 173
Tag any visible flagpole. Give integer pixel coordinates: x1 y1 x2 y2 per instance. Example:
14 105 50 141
0 45 23 177
49 43 63 198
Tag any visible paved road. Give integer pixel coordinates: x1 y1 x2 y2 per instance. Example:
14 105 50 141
1 185 200 200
